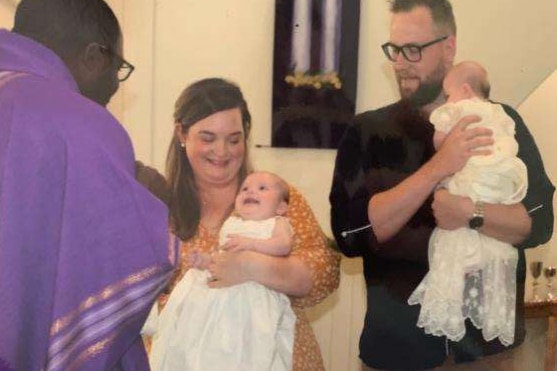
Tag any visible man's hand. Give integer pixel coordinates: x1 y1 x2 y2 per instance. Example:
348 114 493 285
429 115 493 180
432 188 473 230
207 250 252 288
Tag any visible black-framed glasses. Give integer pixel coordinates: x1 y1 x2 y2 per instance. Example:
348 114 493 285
381 35 449 63
98 44 135 82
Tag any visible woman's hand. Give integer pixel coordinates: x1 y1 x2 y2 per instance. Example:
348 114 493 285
185 249 212 270
206 250 312 296
207 250 252 288
221 235 256 252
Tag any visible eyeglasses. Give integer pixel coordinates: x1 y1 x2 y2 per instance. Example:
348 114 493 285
381 35 449 63
98 45 135 82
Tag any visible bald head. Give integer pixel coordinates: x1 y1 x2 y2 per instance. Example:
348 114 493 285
250 171 290 204
13 0 123 106
13 0 121 60
446 61 491 99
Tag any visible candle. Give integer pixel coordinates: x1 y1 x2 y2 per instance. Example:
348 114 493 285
291 0 312 73
320 0 341 73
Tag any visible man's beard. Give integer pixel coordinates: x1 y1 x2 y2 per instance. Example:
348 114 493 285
397 63 446 107
402 80 443 107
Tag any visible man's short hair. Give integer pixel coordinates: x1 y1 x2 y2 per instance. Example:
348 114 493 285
13 0 120 59
389 0 456 36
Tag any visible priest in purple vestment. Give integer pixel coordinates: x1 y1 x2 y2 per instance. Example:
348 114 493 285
0 1 176 370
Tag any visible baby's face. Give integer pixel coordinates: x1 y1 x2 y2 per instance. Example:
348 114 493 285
235 173 287 221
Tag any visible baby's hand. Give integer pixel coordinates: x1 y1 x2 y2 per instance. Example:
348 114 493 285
185 249 211 269
221 235 256 252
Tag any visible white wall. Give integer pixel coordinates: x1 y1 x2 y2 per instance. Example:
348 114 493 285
0 0 16 28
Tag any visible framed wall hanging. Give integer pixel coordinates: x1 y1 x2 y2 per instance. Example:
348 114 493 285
271 0 360 149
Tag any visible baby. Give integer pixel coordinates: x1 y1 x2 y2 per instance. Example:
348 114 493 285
190 170 293 267
408 61 528 347
149 171 296 371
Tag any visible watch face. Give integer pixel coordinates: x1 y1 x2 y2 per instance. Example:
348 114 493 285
469 216 484 230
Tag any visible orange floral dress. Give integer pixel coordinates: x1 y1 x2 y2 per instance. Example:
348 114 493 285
161 185 340 371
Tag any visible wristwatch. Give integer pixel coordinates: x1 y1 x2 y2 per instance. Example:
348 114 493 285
469 201 485 230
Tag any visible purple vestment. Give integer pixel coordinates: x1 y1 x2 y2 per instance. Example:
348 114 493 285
0 29 176 371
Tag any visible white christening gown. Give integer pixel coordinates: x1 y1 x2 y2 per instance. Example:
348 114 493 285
408 98 528 346
147 216 295 371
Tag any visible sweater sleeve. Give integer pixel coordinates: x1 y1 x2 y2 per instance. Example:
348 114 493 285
329 122 374 258
329 109 435 263
503 105 555 248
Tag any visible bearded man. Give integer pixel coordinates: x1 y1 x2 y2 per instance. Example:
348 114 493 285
329 0 554 370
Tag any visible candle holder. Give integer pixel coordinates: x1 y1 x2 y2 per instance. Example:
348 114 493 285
545 266 557 301
531 261 544 302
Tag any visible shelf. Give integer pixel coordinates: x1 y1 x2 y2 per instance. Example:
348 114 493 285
524 300 557 371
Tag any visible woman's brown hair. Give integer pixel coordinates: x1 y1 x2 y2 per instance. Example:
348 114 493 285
166 78 252 240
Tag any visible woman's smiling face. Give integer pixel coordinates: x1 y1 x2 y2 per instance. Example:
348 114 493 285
178 107 246 187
